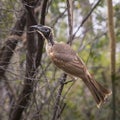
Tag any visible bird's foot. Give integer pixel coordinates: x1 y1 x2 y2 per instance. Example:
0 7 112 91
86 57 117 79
64 80 74 84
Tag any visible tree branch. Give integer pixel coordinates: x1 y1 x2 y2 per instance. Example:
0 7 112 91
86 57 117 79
52 74 67 120
72 0 101 40
35 0 49 67
107 0 116 119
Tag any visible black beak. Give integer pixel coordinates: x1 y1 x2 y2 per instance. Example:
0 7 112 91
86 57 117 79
30 24 44 32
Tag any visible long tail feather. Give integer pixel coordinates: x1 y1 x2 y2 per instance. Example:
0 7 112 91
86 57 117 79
81 72 112 108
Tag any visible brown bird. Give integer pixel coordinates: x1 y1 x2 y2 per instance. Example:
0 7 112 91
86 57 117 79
31 25 112 108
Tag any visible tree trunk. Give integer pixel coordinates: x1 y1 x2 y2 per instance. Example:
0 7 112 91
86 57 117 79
107 0 116 119
0 11 26 80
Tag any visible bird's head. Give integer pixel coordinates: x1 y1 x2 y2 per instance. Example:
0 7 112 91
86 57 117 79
30 25 54 45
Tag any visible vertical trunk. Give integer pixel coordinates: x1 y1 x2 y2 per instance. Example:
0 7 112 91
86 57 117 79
35 0 48 67
67 0 73 44
0 11 26 80
9 3 37 120
9 0 49 119
107 0 116 119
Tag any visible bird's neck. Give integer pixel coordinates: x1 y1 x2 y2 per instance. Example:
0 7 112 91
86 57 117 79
45 41 53 57
48 34 54 46
48 39 54 46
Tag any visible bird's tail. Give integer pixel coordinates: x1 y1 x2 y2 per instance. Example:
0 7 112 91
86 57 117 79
82 72 112 108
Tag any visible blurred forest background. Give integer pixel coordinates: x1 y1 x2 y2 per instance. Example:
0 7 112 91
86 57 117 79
0 0 119 120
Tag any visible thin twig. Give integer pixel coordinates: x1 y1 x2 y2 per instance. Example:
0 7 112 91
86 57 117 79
52 8 67 27
72 0 101 40
52 74 67 120
57 103 66 119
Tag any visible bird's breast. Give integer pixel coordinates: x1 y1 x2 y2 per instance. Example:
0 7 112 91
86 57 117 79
45 43 54 58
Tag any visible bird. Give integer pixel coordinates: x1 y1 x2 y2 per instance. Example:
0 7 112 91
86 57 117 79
31 25 112 108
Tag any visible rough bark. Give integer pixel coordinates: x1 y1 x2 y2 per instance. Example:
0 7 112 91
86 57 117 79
0 11 26 80
9 4 37 120
35 0 49 67
9 0 49 119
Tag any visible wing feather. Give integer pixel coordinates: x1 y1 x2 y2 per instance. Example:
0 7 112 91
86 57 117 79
51 51 86 78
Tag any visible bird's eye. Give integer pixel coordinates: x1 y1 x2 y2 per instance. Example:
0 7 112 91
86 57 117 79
44 28 49 33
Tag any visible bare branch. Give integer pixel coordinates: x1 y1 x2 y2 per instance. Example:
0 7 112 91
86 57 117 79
35 0 49 67
72 0 101 40
67 0 73 45
52 74 67 120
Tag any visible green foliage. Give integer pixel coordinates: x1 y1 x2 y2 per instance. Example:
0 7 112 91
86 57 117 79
0 0 19 38
114 3 120 42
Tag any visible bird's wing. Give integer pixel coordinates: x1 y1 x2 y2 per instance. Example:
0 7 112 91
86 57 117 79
51 51 86 77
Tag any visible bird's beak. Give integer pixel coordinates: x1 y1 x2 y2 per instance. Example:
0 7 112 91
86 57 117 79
30 25 44 32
